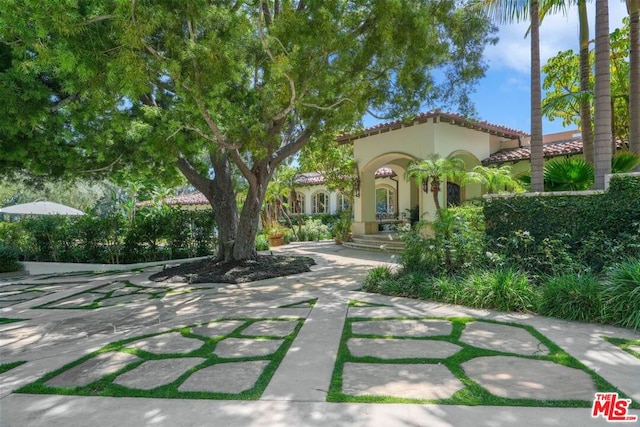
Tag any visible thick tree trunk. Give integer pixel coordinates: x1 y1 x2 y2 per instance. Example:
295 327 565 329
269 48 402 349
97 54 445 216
530 1 544 192
594 0 612 189
578 0 594 165
628 0 640 159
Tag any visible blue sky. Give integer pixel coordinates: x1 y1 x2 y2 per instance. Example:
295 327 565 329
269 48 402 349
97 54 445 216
471 2 628 135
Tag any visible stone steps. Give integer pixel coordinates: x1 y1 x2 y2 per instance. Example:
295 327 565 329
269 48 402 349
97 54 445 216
343 233 405 253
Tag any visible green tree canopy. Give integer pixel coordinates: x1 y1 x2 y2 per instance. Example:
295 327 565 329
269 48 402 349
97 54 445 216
0 1 496 260
542 18 632 142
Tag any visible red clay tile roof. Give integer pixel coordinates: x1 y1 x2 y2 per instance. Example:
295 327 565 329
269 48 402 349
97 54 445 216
294 167 395 186
337 111 528 143
137 193 209 207
482 138 584 165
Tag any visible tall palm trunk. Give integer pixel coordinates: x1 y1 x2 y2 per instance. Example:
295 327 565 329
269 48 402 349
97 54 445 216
530 0 544 192
628 0 640 158
578 0 594 165
594 0 612 189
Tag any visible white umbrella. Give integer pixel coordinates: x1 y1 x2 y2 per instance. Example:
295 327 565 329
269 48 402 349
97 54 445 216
0 201 85 216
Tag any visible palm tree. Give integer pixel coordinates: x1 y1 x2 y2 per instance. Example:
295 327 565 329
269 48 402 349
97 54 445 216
544 157 594 190
405 154 467 219
611 150 640 172
539 0 593 165
463 164 524 193
628 0 640 158
594 0 612 189
481 0 544 192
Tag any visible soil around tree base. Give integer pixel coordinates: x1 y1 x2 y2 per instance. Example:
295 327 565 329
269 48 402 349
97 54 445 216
148 255 316 284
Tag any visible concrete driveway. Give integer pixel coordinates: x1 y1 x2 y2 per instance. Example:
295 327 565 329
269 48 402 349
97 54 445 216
1 241 638 426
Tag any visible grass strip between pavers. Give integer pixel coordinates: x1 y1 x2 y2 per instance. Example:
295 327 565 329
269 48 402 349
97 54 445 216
16 317 304 400
0 317 28 324
32 280 173 310
328 316 639 408
0 361 26 374
604 337 640 359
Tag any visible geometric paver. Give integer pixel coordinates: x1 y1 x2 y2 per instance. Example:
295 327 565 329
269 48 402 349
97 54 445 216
177 361 270 393
44 293 100 308
98 294 147 306
241 320 298 337
191 321 245 338
351 319 452 337
44 352 140 388
460 322 550 356
342 362 464 399
214 338 283 358
347 338 462 359
462 356 597 400
126 333 203 354
113 358 206 390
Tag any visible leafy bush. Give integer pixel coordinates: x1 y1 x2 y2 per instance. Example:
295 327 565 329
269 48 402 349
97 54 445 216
255 234 269 251
601 259 640 330
293 218 331 242
361 265 395 293
484 175 640 248
539 273 604 322
400 205 485 275
459 268 539 312
487 230 581 278
0 246 22 273
2 208 216 264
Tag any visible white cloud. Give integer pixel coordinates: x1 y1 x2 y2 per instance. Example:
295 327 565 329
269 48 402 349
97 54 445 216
485 2 629 75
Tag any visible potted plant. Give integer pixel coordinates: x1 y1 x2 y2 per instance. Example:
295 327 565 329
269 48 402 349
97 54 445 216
265 222 286 247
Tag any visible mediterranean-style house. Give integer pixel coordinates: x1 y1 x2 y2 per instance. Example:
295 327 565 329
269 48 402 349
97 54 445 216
159 111 586 235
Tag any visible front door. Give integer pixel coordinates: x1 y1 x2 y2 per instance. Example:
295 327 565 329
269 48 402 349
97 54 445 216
447 182 461 207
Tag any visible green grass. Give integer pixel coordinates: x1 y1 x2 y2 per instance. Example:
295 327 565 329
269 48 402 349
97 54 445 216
33 281 172 310
278 298 317 308
0 361 26 374
348 299 390 307
17 317 304 400
604 337 640 359
0 317 28 324
328 316 637 408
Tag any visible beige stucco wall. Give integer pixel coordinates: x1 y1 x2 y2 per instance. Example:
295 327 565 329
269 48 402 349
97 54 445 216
351 118 511 229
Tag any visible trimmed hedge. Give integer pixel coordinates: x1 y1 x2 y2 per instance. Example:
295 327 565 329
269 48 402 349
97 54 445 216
0 208 217 264
484 175 640 246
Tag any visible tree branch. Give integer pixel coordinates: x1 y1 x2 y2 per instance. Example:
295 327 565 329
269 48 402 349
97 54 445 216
301 98 355 111
50 94 79 112
261 0 272 26
176 154 214 200
272 128 312 165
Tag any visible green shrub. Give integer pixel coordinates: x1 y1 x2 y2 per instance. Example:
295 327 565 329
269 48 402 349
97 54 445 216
601 259 640 330
539 273 604 322
362 265 395 293
487 231 581 277
0 246 22 273
460 268 539 312
4 208 216 264
484 175 640 249
400 205 485 275
255 234 269 251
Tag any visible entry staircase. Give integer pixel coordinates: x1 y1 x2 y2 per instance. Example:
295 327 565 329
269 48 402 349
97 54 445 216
342 232 405 254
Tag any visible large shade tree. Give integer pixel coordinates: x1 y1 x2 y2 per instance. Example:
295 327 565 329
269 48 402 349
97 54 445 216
0 1 496 261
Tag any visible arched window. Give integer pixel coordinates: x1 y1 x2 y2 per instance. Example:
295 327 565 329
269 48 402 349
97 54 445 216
338 193 351 212
312 192 329 214
293 193 305 214
375 186 395 214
